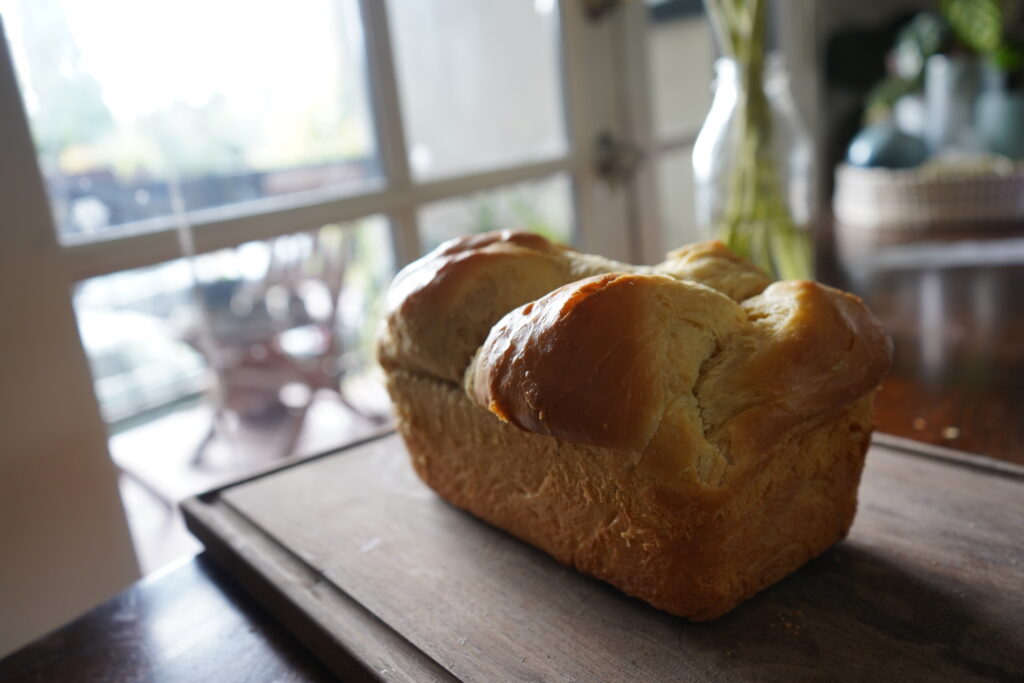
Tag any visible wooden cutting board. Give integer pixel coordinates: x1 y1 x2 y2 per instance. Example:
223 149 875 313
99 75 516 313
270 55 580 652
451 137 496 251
182 433 1024 682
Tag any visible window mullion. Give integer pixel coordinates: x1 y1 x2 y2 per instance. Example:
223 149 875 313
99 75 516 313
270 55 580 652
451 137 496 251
619 1 663 264
61 157 576 280
359 0 420 267
559 1 634 262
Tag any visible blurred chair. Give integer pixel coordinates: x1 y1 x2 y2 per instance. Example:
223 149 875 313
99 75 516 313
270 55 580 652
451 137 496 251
186 228 388 467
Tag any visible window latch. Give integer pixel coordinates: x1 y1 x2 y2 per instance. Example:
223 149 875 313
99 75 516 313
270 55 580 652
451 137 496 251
594 131 643 187
583 0 620 21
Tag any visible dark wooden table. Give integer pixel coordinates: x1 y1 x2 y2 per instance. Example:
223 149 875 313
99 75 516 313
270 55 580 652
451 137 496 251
822 221 1024 465
5 430 1021 683
180 433 1024 681
0 555 336 683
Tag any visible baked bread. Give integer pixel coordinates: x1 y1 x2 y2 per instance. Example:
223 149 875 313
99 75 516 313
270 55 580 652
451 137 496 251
378 230 891 620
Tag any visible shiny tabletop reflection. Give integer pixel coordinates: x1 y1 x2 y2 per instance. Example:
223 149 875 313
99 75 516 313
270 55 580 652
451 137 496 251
826 222 1024 466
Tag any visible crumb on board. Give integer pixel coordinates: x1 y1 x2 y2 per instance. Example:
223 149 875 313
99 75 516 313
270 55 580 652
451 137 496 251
776 611 804 636
941 426 960 440
912 417 927 430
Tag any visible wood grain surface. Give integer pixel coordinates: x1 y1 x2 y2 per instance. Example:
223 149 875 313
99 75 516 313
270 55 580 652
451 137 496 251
184 433 1024 682
821 223 1024 466
0 555 336 683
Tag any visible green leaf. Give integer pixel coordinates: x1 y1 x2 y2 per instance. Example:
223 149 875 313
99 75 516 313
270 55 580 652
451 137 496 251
942 0 1004 54
991 42 1024 71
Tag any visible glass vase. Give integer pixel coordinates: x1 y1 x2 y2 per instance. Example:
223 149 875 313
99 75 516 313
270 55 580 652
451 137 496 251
692 53 814 280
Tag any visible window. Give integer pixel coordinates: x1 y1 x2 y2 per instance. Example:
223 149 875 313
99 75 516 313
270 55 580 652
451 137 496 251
388 0 567 180
3 0 378 242
73 217 391 426
418 173 573 252
0 0 719 428
0 0 579 430
1 0 718 438
0 0 712 572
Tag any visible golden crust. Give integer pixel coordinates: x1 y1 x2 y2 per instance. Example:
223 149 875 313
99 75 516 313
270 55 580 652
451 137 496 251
378 231 578 384
660 239 773 301
468 273 890 490
378 230 892 620
377 231 770 385
469 273 744 459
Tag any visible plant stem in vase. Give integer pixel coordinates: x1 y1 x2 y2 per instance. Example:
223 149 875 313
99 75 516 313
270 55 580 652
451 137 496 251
698 0 813 280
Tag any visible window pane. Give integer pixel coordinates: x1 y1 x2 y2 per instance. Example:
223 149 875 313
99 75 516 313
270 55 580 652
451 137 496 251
655 146 702 248
75 258 202 424
74 218 392 574
418 174 573 253
74 217 392 435
648 12 715 141
388 0 566 180
1 0 378 241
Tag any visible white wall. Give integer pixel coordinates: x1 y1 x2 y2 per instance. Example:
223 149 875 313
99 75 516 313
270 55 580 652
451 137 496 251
0 20 139 657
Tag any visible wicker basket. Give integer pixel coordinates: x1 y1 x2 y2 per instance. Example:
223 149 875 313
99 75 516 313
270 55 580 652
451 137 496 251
833 163 1024 229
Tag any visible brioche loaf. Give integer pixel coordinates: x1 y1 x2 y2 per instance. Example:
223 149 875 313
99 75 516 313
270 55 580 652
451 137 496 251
378 231 891 620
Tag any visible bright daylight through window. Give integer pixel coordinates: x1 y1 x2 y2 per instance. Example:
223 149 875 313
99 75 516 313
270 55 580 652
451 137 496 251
1 0 376 241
